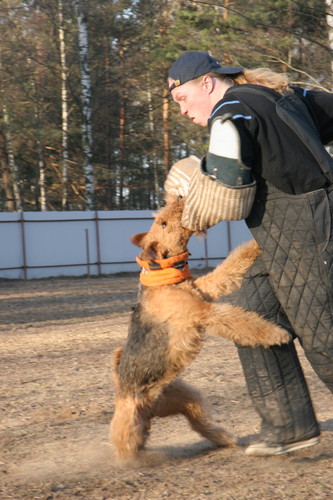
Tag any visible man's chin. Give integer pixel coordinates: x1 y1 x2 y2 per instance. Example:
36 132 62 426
192 118 206 127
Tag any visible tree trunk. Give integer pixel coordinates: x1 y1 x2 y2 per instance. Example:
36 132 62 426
118 40 125 209
326 0 333 88
105 42 114 209
35 50 47 211
2 107 22 210
0 125 15 211
119 98 125 209
162 84 170 175
30 4 47 211
36 122 46 211
147 70 160 208
0 43 22 211
58 0 70 210
75 0 95 210
223 0 231 20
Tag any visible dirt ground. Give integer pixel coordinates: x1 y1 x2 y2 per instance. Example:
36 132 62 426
1 273 333 500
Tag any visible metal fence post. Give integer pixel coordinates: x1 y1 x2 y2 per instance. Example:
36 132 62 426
94 210 101 276
20 212 28 280
85 228 90 277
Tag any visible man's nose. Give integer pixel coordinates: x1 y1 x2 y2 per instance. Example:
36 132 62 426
180 104 187 116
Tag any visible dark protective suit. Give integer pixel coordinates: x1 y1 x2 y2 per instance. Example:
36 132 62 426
210 84 333 444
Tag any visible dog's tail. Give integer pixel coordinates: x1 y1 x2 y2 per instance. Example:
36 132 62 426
112 347 123 389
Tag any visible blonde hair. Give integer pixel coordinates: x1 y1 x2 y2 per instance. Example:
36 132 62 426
235 68 291 94
207 68 291 94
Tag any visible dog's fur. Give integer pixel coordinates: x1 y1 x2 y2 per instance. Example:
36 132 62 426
110 195 290 460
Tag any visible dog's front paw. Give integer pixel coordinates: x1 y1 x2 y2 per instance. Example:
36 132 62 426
262 325 291 348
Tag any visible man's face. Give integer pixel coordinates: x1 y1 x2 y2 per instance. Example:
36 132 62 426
169 79 213 127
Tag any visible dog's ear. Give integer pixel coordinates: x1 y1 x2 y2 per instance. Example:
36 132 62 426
130 232 147 247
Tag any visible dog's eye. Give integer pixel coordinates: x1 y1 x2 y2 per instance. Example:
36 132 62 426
161 221 167 228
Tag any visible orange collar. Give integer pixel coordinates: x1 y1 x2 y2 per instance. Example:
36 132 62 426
136 251 191 287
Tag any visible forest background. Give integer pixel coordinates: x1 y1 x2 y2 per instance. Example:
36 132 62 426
0 0 332 212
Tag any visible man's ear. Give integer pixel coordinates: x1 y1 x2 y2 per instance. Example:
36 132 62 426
130 232 147 247
202 74 214 93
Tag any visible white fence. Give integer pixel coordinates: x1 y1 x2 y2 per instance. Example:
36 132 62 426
0 210 252 279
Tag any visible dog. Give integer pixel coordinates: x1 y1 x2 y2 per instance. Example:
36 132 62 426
110 194 290 460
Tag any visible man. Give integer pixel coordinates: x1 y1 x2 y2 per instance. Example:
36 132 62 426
166 50 333 456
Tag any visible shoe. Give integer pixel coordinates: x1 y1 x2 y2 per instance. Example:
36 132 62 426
245 436 320 456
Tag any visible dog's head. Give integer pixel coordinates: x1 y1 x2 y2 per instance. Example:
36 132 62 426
131 194 194 260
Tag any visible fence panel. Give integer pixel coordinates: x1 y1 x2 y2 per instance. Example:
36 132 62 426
0 211 252 279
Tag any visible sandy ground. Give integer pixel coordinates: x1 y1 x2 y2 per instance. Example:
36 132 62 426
1 274 333 500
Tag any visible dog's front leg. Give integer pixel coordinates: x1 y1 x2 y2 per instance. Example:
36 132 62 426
201 302 291 348
194 240 260 300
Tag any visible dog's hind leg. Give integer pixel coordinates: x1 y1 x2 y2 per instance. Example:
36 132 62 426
152 379 236 448
110 396 151 461
111 347 123 390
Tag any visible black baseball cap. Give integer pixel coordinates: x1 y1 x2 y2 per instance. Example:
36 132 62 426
168 51 243 91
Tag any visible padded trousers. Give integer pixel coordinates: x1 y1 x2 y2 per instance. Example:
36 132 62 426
231 185 333 443
234 257 320 444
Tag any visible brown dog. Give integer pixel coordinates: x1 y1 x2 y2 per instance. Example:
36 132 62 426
110 194 290 460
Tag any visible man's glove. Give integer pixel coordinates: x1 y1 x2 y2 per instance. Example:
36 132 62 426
164 155 200 196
